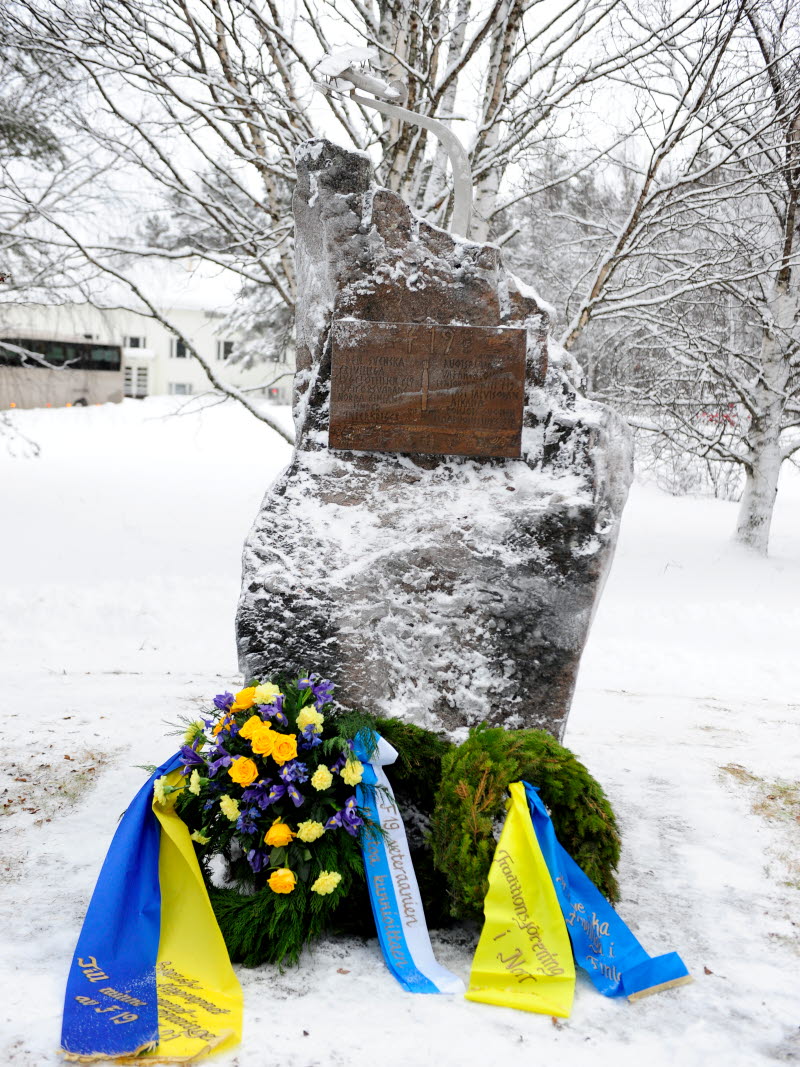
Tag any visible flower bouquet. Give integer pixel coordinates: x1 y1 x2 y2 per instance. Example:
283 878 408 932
160 674 380 966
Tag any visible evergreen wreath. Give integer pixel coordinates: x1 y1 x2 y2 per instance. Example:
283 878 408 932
430 724 621 919
167 681 621 966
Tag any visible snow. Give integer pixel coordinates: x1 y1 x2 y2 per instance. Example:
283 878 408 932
314 48 379 79
1 397 798 1066
509 272 557 319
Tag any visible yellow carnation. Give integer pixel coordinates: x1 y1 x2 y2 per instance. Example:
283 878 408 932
311 870 342 896
219 795 240 821
268 868 296 894
297 708 324 734
296 820 325 843
311 765 333 791
190 830 210 845
340 759 364 787
188 769 202 795
231 686 257 711
183 720 205 745
250 723 276 757
253 682 282 705
228 756 259 787
264 819 295 848
153 776 169 806
238 715 263 740
272 734 298 766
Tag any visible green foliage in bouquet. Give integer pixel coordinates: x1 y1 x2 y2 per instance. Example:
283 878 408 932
431 724 621 919
169 676 380 966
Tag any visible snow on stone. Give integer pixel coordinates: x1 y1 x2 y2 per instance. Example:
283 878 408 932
509 271 558 318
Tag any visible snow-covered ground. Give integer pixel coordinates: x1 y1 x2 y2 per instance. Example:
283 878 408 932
1 397 797 1066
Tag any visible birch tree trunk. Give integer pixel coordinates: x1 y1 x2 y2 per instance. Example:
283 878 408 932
734 290 795 554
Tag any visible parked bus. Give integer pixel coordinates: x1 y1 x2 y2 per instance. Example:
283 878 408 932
0 336 124 409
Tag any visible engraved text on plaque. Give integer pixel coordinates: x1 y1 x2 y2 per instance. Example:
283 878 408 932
329 320 526 458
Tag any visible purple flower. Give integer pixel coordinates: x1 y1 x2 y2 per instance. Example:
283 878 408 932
266 782 287 805
259 697 288 728
287 784 304 808
236 809 259 834
241 782 272 810
213 692 234 710
247 848 269 873
298 725 322 751
206 744 233 776
279 760 309 784
324 810 342 831
330 748 349 773
178 744 206 769
297 674 334 709
341 794 364 837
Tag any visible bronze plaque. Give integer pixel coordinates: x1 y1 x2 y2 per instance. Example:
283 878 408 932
329 320 526 458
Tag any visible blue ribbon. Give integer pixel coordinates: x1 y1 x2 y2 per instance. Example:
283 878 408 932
522 782 690 999
61 753 182 1058
354 733 463 995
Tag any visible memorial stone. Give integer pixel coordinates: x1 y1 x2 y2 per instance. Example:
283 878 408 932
237 139 632 740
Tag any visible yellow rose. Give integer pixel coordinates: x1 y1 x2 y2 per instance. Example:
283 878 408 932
311 870 342 895
219 795 240 821
188 769 202 795
268 868 296 894
297 708 324 734
340 759 364 787
296 820 325 843
190 830 210 845
272 734 298 766
311 765 333 791
253 682 282 705
250 723 276 757
264 819 295 847
228 756 259 787
231 686 257 711
238 714 263 740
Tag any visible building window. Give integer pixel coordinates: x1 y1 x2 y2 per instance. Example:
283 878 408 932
168 382 193 395
126 336 145 348
124 366 149 398
217 340 234 360
172 339 188 359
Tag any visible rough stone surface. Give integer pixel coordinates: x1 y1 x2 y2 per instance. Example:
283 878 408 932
237 139 633 741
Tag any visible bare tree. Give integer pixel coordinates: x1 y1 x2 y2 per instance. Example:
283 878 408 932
504 0 798 554
5 0 707 336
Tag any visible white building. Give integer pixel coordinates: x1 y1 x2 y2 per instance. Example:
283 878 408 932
0 258 293 409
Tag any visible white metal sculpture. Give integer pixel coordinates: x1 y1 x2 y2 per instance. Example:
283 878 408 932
314 49 473 240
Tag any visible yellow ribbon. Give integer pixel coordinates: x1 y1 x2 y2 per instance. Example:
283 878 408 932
465 782 576 1017
146 770 242 1063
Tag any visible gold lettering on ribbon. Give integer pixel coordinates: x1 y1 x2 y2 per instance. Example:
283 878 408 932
492 850 566 981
